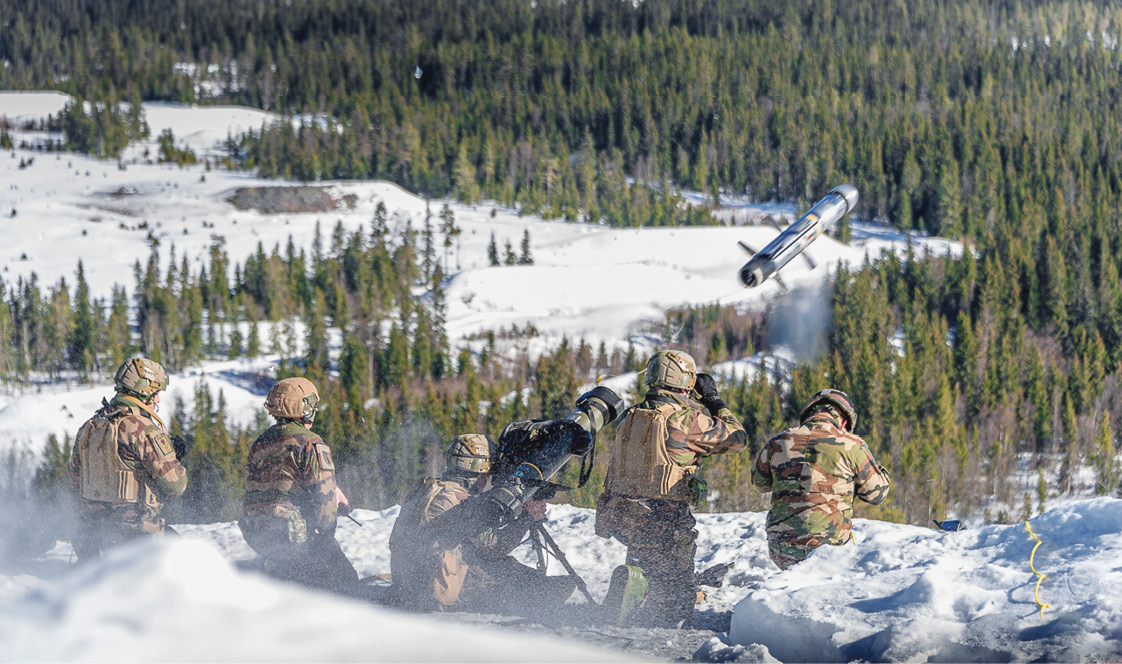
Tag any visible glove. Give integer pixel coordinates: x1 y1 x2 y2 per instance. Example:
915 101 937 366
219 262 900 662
688 476 709 503
171 436 189 461
693 373 726 415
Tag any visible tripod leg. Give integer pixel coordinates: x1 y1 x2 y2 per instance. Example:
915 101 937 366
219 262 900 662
534 522 597 605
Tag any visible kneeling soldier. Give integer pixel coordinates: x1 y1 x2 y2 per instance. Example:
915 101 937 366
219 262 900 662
239 377 358 592
752 389 891 570
69 357 188 560
388 433 575 615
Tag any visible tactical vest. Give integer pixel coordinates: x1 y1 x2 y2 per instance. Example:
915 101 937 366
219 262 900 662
604 402 695 501
390 477 471 609
76 407 158 508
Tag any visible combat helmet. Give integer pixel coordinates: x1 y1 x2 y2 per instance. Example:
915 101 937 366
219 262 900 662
799 389 857 430
264 377 320 423
114 357 168 400
445 433 493 475
644 350 697 392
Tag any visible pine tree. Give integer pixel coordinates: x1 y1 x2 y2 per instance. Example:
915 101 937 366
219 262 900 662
487 232 500 267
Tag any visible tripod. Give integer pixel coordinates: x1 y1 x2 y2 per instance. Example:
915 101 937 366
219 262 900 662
528 520 597 605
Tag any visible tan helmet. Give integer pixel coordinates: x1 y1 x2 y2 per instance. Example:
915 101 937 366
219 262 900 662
445 433 492 475
644 350 697 392
264 377 320 422
114 357 168 399
800 389 857 429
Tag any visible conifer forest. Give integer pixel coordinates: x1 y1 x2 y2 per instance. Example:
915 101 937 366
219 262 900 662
4 0 1122 527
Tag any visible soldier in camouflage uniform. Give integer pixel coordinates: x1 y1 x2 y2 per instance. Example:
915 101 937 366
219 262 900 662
389 433 575 614
68 357 188 560
751 389 891 570
595 350 746 626
239 377 358 592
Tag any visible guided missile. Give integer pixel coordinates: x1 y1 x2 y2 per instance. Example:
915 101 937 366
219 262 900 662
738 184 859 288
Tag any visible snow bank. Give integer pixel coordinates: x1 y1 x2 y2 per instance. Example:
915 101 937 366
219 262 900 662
729 498 1122 662
0 537 629 662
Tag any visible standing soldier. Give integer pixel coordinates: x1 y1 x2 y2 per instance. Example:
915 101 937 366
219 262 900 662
388 433 574 615
239 377 358 592
595 350 746 626
752 389 891 570
69 357 188 560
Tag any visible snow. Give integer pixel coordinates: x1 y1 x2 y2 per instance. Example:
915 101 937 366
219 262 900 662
3 499 1120 662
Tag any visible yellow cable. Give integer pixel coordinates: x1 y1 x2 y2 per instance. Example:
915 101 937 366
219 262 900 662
1025 521 1050 619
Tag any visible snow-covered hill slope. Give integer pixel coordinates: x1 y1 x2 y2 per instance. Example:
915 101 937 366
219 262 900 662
1 91 959 462
1 499 1118 662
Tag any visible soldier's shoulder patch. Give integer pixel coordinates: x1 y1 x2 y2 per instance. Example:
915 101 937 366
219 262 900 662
313 442 335 471
153 432 175 458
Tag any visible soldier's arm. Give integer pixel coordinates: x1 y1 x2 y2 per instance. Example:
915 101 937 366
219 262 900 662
750 443 774 493
671 403 747 458
133 426 188 498
297 440 341 536
67 436 82 493
852 442 890 505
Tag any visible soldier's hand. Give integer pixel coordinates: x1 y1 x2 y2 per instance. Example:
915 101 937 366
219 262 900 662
171 436 190 461
334 486 351 514
693 373 726 415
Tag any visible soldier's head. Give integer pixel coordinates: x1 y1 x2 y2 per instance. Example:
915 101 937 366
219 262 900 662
799 389 857 431
644 349 697 393
264 377 320 425
114 357 168 403
444 433 493 479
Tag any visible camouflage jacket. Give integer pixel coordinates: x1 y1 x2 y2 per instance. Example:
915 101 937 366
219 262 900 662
68 395 188 526
751 413 890 546
389 475 533 608
601 388 746 501
240 421 340 548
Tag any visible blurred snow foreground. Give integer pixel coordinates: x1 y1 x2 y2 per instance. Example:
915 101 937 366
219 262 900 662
0 538 629 663
1 499 1121 662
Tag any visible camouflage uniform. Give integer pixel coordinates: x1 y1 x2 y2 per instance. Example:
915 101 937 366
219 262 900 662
595 388 746 625
239 420 358 591
68 395 188 559
751 411 890 570
389 474 573 614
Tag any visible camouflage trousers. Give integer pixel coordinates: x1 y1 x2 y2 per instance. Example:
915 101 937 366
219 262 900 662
457 552 577 618
257 534 359 593
73 501 172 561
765 527 845 570
596 494 697 626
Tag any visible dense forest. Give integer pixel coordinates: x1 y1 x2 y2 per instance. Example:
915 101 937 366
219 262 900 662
4 0 1122 527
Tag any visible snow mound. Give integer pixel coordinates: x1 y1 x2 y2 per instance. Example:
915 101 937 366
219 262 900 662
729 498 1122 662
0 537 630 662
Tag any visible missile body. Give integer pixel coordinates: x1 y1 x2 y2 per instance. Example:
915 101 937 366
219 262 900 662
738 184 859 288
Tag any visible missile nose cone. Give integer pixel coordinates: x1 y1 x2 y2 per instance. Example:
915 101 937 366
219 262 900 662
830 184 859 213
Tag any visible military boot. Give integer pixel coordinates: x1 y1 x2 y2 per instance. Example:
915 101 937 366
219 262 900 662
600 564 648 627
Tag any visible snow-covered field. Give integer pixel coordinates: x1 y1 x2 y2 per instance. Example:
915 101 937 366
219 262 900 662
6 92 1111 662
1 91 959 459
2 500 1119 662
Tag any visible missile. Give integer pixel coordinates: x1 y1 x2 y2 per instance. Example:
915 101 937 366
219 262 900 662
738 184 859 288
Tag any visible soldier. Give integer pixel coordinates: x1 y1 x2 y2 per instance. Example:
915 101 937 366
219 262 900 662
595 350 746 626
388 433 575 615
239 377 359 592
69 357 188 560
751 389 891 570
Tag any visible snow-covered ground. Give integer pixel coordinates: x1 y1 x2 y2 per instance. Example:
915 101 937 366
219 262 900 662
2 499 1119 662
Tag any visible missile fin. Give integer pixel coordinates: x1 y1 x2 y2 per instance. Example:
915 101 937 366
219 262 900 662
800 251 818 270
738 240 758 256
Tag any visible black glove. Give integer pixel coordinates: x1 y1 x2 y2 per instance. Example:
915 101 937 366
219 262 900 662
171 435 190 461
693 373 726 415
